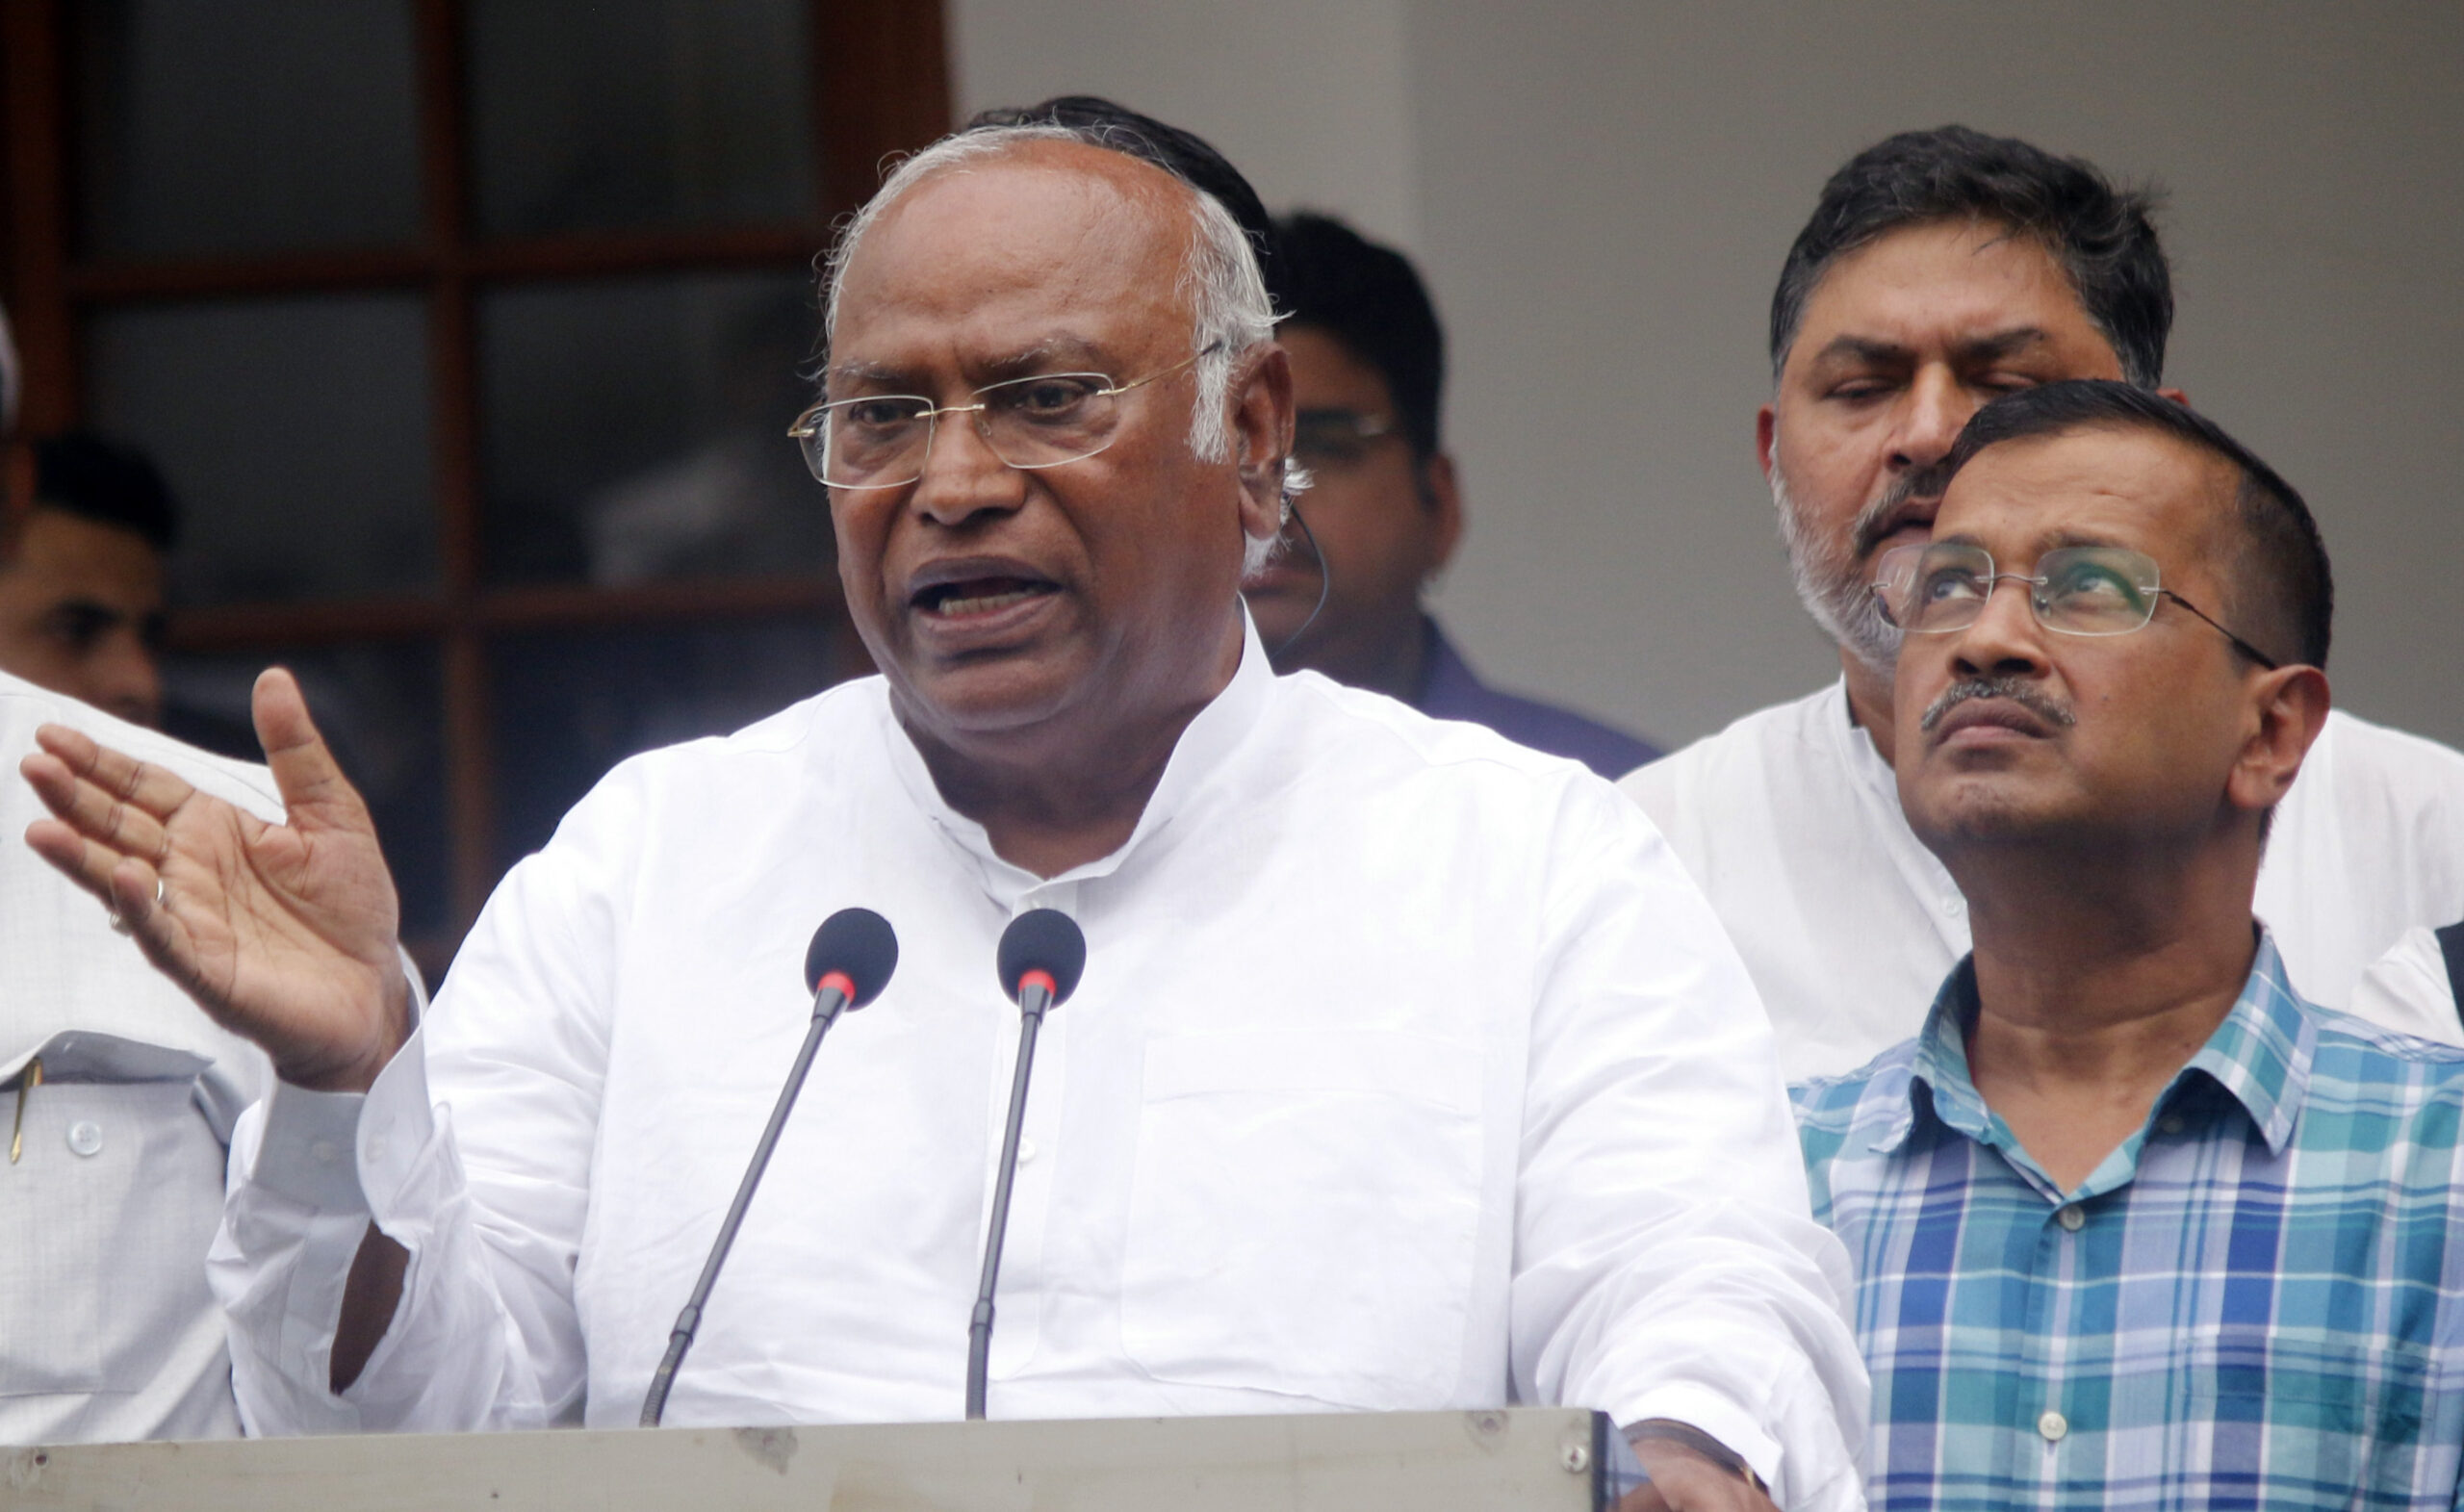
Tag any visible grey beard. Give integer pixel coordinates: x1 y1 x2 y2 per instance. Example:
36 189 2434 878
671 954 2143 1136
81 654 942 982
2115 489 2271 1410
1772 465 1904 676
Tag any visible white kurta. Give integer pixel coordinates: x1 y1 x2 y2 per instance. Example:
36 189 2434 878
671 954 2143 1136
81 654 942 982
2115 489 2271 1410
1 670 281 1444
1622 680 2464 1081
211 622 1868 1510
2351 924 2461 1037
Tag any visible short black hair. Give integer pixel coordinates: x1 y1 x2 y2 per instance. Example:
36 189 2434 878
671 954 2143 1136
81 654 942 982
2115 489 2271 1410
31 431 180 551
1771 126 2171 388
1941 380 2332 669
1272 212 1444 459
964 95 1290 317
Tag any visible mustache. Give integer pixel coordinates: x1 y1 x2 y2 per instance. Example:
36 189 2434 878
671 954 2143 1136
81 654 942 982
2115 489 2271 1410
1850 460 1956 558
1919 677 2078 734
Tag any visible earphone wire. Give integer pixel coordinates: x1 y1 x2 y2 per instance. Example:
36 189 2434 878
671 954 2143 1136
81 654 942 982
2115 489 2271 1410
1267 496 1332 661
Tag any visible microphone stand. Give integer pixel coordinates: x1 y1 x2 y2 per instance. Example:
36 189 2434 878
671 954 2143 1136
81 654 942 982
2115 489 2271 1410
965 974 1053 1419
639 980 852 1427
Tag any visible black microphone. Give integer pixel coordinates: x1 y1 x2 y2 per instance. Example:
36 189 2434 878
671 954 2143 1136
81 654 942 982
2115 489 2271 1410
965 908 1088 1419
638 907 898 1427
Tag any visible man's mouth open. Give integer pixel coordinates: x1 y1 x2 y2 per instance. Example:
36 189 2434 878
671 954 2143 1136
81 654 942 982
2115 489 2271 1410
912 577 1062 619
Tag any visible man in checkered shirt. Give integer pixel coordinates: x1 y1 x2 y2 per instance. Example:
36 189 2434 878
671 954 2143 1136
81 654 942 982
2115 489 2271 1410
1794 377 2464 1511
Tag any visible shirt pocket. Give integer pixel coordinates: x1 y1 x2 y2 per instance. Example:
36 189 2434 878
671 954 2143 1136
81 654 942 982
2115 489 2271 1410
2170 1325 2435 1498
1119 1029 1487 1408
0 1081 174 1397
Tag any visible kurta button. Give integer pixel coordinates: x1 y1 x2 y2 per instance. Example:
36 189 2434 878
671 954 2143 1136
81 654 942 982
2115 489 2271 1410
2038 1409 2068 1442
66 1121 104 1157
2056 1204 2085 1232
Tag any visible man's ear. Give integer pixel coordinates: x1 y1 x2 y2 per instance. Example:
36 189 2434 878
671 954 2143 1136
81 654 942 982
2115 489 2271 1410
2158 385 2191 406
1230 342 1295 545
1756 404 1778 483
1420 452 1465 577
2229 663 2330 816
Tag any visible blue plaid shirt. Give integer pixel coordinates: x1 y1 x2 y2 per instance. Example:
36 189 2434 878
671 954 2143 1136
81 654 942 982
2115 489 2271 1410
1795 935 2464 1511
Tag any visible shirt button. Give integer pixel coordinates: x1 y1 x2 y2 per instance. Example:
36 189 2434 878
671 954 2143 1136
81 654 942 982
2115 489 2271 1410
1017 1138 1040 1165
2056 1204 2085 1232
2158 1115 2185 1136
65 1120 104 1158
2038 1409 2068 1442
310 1140 343 1166
1942 895 1965 916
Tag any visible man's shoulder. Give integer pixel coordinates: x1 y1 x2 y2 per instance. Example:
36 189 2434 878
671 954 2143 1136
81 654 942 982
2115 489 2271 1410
1616 682 1856 852
0 670 279 818
1278 668 1603 783
1266 672 1663 866
2309 708 2464 797
2301 999 2464 1085
1412 637 1657 779
1789 1038 1919 1131
2285 1007 2464 1184
609 676 883 777
1620 683 1842 792
1788 1039 1923 1217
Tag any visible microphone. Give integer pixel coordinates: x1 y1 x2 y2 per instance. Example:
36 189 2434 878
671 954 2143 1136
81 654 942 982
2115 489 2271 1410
638 907 898 1428
965 908 1088 1419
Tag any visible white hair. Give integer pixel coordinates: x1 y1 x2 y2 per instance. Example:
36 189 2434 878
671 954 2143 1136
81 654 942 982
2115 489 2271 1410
820 123 1292 577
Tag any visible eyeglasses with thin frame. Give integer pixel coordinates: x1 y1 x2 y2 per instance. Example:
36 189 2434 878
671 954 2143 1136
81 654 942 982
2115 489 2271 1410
788 345 1221 489
1290 407 1397 472
1873 540 2283 671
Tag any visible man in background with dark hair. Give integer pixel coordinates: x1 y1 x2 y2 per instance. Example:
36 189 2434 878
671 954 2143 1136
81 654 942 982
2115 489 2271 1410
0 432 178 727
1798 381 2464 1505
1248 212 1656 778
0 302 285 1446
1623 125 2464 1078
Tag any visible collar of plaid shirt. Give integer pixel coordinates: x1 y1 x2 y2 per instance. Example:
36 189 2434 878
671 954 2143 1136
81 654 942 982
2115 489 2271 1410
1794 929 2464 1512
1872 930 2306 1196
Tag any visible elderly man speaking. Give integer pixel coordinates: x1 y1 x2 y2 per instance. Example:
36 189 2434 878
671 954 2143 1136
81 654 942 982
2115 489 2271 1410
18 111 1862 1509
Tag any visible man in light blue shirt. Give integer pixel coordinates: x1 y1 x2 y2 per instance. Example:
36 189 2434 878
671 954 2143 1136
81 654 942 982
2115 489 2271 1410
1796 380 2464 1509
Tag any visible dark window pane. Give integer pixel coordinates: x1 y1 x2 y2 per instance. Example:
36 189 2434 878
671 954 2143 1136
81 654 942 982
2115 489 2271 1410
488 618 860 870
74 0 422 260
159 642 449 941
476 271 829 585
467 0 814 238
85 295 441 605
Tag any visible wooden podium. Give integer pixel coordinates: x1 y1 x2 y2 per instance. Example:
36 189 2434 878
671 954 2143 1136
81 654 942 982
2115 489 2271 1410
5 1407 1610 1510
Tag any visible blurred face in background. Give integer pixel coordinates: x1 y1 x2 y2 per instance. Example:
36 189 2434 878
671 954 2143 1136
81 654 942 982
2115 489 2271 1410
1245 324 1459 696
1760 219 2128 672
0 505 167 726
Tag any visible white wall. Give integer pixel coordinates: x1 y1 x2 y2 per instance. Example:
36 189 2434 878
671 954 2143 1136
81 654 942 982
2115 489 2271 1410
951 2 2464 753
949 0 1420 248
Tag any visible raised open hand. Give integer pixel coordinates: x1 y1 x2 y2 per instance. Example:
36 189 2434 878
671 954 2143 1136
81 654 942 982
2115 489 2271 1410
18 667 410 1092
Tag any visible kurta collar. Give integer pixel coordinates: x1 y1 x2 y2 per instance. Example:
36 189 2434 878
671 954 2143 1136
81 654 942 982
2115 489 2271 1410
1880 930 2317 1171
878 607 1274 896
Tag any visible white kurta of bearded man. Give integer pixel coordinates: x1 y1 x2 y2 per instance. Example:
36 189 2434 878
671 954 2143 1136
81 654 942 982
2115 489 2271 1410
198 126 1868 1511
